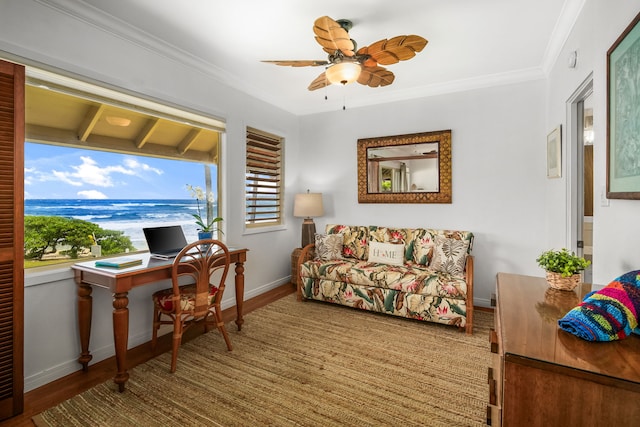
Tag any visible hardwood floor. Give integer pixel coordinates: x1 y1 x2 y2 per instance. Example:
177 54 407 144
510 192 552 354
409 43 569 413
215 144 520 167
0 283 296 427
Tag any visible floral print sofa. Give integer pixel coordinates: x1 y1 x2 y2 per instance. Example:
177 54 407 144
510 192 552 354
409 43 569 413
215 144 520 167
297 224 475 334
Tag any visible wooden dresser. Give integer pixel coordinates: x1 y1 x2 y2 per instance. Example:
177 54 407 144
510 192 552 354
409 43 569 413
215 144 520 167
488 273 640 426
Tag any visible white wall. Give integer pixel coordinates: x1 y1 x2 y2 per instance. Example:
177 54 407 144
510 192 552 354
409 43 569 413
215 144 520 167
299 81 548 306
1 0 301 391
545 0 640 284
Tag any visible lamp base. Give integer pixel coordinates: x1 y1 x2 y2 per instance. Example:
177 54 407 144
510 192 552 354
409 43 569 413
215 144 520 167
301 218 316 248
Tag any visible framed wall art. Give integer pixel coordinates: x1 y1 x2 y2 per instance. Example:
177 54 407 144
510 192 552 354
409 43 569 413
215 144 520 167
546 125 561 179
607 11 640 199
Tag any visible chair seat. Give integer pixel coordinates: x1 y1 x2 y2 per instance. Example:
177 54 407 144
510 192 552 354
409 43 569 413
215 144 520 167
152 284 219 312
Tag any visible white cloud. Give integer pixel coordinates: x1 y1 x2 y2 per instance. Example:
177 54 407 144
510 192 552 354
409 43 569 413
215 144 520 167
123 157 163 175
24 147 176 198
46 155 164 188
77 190 108 199
52 170 83 186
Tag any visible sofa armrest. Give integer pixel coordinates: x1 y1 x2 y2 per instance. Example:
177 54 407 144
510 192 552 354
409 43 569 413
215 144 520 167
296 243 315 301
464 255 474 334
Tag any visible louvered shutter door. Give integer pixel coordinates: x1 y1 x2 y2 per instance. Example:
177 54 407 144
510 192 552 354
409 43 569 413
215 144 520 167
0 60 25 420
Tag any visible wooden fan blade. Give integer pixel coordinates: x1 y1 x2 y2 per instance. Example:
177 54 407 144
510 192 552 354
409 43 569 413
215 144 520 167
361 57 379 68
357 35 427 66
358 66 395 88
308 72 329 91
313 16 355 57
262 60 329 67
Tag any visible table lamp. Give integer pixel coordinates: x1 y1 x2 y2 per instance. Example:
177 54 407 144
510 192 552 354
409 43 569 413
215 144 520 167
293 190 324 247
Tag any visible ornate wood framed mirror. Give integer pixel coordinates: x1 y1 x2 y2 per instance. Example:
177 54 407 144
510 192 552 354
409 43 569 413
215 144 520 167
357 130 452 203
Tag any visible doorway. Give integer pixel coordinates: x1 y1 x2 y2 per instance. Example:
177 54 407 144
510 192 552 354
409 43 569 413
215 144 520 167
568 76 593 284
581 100 594 283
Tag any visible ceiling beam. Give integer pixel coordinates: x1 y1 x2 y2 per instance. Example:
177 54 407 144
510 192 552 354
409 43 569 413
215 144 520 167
27 124 216 163
177 128 202 155
135 118 160 148
77 104 105 142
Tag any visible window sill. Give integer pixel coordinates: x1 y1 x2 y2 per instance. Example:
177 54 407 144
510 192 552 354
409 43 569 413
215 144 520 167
243 224 286 235
24 265 74 288
24 250 150 287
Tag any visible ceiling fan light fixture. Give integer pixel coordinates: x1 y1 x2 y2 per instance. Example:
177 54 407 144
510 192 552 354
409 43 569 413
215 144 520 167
326 62 361 85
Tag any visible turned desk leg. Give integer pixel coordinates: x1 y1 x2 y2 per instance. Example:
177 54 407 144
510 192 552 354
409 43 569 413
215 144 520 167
234 261 245 331
77 282 93 371
112 292 130 392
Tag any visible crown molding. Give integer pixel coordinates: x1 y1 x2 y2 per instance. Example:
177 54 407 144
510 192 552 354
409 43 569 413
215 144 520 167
541 0 587 75
294 67 546 115
33 0 583 116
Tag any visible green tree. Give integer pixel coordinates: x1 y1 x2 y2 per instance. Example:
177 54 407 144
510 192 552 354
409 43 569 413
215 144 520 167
59 218 101 258
25 216 135 260
95 230 136 255
24 216 70 259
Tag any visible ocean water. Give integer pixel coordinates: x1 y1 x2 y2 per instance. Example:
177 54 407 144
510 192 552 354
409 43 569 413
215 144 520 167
24 199 213 250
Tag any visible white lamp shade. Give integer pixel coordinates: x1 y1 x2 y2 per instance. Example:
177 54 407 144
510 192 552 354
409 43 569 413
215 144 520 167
293 193 324 217
325 62 361 85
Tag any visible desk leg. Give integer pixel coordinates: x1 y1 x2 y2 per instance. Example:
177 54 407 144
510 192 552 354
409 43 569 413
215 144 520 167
77 283 93 371
112 292 130 392
234 261 245 331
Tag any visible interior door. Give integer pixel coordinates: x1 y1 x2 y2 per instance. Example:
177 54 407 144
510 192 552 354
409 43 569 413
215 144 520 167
567 76 593 284
0 59 25 420
575 94 594 284
580 98 594 284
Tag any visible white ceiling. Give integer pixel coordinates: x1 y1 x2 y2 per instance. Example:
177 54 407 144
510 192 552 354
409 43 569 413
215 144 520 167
65 0 584 115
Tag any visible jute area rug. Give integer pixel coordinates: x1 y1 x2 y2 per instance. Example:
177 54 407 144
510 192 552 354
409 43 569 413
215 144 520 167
33 294 493 426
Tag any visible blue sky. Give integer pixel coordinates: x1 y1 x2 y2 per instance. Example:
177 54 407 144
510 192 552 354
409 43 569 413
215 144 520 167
25 142 217 199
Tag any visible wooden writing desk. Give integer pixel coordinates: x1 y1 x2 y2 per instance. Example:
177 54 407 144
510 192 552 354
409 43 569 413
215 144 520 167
72 248 248 392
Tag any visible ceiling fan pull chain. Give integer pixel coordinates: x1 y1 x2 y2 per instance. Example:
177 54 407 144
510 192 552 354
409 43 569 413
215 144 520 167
342 84 347 110
324 70 328 100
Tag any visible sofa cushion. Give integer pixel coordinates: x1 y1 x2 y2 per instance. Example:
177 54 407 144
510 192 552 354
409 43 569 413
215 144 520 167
408 228 435 266
367 241 404 265
301 259 467 299
326 224 369 260
430 229 474 253
429 234 471 276
368 226 410 244
301 259 365 283
299 278 467 327
314 233 343 260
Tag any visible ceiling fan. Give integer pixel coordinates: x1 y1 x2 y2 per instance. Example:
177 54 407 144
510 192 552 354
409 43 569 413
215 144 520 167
262 16 428 91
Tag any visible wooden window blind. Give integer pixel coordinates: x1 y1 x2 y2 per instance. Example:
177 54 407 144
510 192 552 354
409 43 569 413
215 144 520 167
245 127 282 227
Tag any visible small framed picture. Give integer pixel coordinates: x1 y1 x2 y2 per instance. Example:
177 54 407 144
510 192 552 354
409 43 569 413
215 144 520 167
547 125 561 179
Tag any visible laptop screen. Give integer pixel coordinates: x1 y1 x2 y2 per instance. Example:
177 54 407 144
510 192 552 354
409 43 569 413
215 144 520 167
143 225 188 258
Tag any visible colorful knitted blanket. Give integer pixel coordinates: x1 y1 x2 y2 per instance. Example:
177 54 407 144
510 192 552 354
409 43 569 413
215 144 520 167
558 270 640 341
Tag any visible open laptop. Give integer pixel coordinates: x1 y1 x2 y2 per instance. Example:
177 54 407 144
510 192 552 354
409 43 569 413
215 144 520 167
143 225 188 260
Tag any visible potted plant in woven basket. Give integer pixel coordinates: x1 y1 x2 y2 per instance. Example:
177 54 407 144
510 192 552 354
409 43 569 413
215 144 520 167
536 248 591 291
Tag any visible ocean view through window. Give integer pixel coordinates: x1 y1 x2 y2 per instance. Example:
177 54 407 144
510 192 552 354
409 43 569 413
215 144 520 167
24 142 219 267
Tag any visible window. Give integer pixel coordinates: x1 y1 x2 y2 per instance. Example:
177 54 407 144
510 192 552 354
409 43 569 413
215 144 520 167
245 127 283 228
23 68 226 268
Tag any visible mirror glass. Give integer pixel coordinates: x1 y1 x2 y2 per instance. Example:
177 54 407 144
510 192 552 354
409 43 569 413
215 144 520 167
357 130 451 203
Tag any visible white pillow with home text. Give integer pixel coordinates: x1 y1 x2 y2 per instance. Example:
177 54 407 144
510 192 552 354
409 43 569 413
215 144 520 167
367 241 404 266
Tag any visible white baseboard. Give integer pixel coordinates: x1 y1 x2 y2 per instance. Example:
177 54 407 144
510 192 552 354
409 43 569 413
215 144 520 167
24 276 292 392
